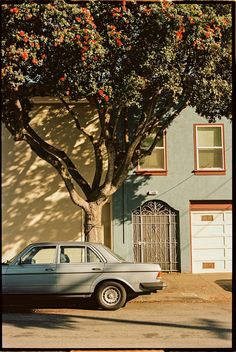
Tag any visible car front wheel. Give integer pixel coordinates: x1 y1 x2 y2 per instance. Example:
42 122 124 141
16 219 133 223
95 281 127 310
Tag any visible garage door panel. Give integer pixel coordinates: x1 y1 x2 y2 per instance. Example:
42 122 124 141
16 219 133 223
226 261 232 271
192 261 227 273
192 248 225 261
224 212 232 223
191 212 224 224
225 224 232 234
192 225 224 237
225 237 232 248
191 209 232 273
192 237 224 249
225 248 232 259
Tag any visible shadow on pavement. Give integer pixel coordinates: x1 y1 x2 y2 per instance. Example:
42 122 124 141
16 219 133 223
215 280 232 292
3 309 231 341
2 297 98 312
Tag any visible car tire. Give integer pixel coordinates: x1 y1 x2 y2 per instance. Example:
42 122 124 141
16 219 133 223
95 281 127 310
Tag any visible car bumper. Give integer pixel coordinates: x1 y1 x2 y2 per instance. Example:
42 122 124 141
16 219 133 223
140 281 167 292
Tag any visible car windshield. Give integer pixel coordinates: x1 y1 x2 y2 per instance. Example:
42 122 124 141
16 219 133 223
3 255 17 264
102 245 125 262
3 247 28 264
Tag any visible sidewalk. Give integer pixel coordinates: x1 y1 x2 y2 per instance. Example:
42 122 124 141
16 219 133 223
133 272 232 303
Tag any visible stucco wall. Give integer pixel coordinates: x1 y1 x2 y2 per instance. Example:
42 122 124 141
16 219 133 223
2 98 111 261
112 107 232 272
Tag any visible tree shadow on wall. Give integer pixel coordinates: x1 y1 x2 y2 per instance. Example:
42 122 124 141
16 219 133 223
2 98 151 260
2 100 106 259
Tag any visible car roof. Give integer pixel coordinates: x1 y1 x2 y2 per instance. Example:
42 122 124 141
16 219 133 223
29 242 101 246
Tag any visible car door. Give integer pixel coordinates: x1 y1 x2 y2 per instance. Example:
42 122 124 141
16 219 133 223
5 245 58 294
56 245 105 294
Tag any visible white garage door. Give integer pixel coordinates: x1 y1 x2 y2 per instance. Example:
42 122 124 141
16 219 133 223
191 210 232 273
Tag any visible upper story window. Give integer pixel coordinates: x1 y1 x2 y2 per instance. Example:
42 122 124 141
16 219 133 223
136 130 167 175
194 124 226 175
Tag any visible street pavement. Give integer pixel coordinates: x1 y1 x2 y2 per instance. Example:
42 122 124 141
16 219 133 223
3 302 232 348
2 272 233 349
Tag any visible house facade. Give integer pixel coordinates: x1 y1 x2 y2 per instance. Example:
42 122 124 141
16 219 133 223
2 101 232 273
112 107 232 273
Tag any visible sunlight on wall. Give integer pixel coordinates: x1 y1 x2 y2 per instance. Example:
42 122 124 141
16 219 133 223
2 98 111 260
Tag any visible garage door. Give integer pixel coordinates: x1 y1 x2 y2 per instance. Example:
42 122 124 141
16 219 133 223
191 210 232 273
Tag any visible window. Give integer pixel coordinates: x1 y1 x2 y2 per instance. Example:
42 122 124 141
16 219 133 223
137 131 167 175
59 246 101 264
21 246 56 264
194 125 225 175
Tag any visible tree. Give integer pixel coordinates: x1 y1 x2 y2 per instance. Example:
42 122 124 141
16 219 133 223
1 0 232 242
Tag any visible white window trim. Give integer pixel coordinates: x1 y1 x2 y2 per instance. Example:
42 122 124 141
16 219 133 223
195 125 225 171
137 130 167 171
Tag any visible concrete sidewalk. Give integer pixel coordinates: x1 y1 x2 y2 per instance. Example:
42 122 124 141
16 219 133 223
133 272 232 303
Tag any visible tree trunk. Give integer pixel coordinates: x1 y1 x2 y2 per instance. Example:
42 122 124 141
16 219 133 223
84 202 104 243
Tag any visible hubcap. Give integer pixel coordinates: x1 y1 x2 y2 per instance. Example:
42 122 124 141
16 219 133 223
102 286 121 306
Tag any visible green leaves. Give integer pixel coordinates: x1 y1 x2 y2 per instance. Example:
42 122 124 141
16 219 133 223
1 0 232 119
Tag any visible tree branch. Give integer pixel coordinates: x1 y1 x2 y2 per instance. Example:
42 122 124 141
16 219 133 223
25 124 92 197
12 96 92 198
23 133 90 212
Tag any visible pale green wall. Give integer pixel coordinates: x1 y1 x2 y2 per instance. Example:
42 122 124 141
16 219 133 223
112 107 232 272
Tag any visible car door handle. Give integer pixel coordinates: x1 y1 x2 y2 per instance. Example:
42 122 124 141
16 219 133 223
45 268 55 271
92 268 102 271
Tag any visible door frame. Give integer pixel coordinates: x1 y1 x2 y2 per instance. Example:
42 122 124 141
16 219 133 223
132 199 180 271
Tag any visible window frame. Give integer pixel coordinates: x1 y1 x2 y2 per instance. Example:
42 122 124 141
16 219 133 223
58 245 105 264
136 130 167 175
193 124 226 175
20 245 57 265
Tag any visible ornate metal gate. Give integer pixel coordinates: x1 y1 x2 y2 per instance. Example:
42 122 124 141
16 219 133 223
132 200 180 271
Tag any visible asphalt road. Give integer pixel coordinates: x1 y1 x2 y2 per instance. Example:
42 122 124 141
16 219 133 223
2 300 232 349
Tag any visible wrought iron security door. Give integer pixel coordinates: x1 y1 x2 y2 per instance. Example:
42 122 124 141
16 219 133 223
132 200 179 271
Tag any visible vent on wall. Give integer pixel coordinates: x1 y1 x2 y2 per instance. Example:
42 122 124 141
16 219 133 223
201 215 214 221
202 262 215 269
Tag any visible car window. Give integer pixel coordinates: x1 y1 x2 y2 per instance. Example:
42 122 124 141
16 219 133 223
21 246 56 264
87 248 101 263
60 246 101 263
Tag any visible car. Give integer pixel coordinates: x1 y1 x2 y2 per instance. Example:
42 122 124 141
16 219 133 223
2 242 167 310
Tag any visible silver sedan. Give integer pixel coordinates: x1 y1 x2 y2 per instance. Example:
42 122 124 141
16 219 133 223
2 242 166 310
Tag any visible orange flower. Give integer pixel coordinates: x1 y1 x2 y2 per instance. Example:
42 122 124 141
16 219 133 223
122 0 126 11
10 7 19 13
82 46 89 52
98 89 104 96
188 17 195 25
19 31 25 37
116 38 123 46
176 30 183 41
59 76 66 81
32 58 38 65
104 95 109 102
21 52 28 60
